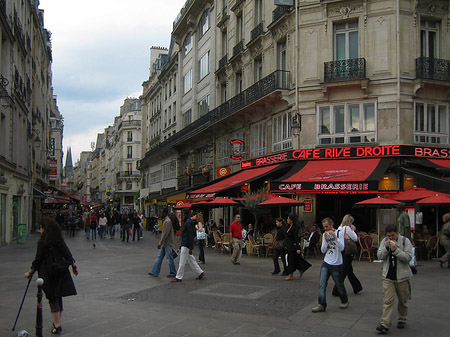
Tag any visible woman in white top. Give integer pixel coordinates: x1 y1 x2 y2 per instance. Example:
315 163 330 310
195 213 206 264
98 213 107 239
332 214 363 295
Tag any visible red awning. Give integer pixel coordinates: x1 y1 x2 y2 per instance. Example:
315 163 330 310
272 158 391 193
186 164 282 199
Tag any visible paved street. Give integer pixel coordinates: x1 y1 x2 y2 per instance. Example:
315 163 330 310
1 231 449 337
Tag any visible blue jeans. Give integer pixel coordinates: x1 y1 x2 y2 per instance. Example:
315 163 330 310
91 227 97 240
151 246 177 276
318 262 348 308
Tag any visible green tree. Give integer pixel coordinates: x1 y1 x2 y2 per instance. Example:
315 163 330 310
239 187 271 234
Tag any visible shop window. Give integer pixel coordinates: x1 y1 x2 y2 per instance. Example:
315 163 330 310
415 101 448 144
273 111 292 152
250 121 267 157
318 101 376 144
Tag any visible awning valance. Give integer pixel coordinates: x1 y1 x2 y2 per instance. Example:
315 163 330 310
272 158 391 193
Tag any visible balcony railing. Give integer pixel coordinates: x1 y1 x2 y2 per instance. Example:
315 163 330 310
218 54 228 69
272 5 291 23
140 70 290 167
250 21 264 42
324 58 366 83
116 171 140 179
416 57 450 81
119 120 141 130
233 40 244 57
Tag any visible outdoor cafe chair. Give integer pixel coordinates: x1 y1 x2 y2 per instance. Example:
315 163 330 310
212 231 223 253
248 235 263 257
426 235 439 260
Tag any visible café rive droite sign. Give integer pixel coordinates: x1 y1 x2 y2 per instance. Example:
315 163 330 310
241 144 450 169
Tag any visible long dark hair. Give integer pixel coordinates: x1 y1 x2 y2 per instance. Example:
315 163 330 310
41 216 64 246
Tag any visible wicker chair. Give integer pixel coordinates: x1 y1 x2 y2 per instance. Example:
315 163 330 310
426 236 439 260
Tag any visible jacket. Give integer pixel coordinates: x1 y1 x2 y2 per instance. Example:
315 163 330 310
377 235 413 282
285 223 301 252
31 239 77 300
181 217 195 250
159 216 174 248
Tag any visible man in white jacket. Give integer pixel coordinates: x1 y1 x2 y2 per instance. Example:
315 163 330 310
312 217 348 312
376 224 413 334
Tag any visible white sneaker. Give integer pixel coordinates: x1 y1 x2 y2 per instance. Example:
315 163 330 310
340 301 349 309
311 304 325 312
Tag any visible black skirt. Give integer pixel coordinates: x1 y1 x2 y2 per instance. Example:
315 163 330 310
287 251 312 274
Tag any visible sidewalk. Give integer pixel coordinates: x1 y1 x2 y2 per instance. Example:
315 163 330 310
0 231 448 337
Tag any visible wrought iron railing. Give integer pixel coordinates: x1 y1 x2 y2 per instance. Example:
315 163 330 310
324 58 366 83
119 120 141 129
116 171 140 179
250 21 264 41
218 54 228 69
140 70 290 167
416 57 450 81
272 6 291 23
233 40 244 57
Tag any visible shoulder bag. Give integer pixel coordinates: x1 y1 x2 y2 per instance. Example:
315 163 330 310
343 228 358 256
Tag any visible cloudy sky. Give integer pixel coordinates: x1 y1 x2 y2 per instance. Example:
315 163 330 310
39 0 186 163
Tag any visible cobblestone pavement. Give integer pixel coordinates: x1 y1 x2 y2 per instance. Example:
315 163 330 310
1 231 449 337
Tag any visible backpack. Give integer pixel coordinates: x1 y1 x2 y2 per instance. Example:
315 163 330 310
170 216 180 231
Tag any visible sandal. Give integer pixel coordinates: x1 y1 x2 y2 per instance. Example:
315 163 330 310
51 323 62 334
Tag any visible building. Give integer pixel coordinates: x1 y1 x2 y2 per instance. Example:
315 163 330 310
0 0 62 244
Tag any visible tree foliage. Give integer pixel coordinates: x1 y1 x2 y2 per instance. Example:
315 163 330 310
239 187 271 233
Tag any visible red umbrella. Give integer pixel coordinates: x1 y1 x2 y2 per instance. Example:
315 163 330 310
258 196 304 207
415 194 450 205
174 202 193 209
354 196 403 208
391 188 445 202
206 198 239 206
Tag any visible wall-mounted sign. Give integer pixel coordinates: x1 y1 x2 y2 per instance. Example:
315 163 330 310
49 159 58 180
230 139 244 160
302 198 313 213
217 167 230 177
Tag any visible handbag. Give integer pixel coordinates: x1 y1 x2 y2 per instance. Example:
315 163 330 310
274 240 285 251
171 249 178 259
343 228 358 256
49 246 71 274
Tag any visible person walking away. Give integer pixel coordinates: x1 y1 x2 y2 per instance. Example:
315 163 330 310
68 214 77 237
172 210 205 282
113 210 120 239
121 212 130 242
397 206 411 240
284 213 311 280
82 208 91 239
312 217 349 312
132 211 141 242
195 213 206 264
272 217 288 275
439 213 450 268
106 211 114 239
149 208 177 277
24 217 78 334
98 213 107 239
229 214 244 265
376 224 413 333
332 214 363 296
90 212 98 241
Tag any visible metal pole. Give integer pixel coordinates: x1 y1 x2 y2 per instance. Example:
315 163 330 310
12 276 32 331
36 278 44 337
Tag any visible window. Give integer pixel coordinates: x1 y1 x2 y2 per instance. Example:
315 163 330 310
221 83 227 104
162 161 177 180
250 121 267 157
127 163 132 175
198 95 210 117
127 131 132 142
168 106 172 125
173 74 177 92
255 0 263 25
318 101 376 144
183 69 192 94
236 72 242 94
415 101 448 144
222 31 227 57
335 22 358 60
184 34 193 55
173 103 176 122
254 58 263 82
218 135 231 167
273 111 292 151
127 146 132 158
183 109 192 128
277 41 287 70
199 51 210 80
421 21 438 58
149 170 161 184
126 182 133 190
199 10 210 37
236 13 243 42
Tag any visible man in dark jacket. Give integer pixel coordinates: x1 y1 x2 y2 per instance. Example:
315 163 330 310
172 209 205 282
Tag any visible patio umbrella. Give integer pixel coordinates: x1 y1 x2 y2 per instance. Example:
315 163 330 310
174 202 193 209
258 195 304 217
391 187 444 202
416 194 450 250
353 196 404 245
199 198 239 232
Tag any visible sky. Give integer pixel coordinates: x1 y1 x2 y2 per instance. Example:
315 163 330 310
39 0 186 163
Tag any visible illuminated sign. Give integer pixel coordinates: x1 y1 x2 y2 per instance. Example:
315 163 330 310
230 139 244 160
274 182 377 192
302 198 313 213
241 145 450 168
217 167 230 177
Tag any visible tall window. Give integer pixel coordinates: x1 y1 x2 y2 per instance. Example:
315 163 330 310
127 163 132 175
218 135 230 167
162 161 177 180
250 121 267 157
255 0 263 25
199 10 210 38
221 83 227 104
236 13 243 42
421 21 438 58
173 74 177 92
273 111 292 151
198 95 210 117
127 146 132 158
415 101 448 144
254 58 263 82
127 131 132 142
199 51 210 80
173 103 176 122
183 69 192 94
318 101 376 144
184 34 193 55
222 31 227 57
236 72 243 94
335 22 358 60
183 109 192 127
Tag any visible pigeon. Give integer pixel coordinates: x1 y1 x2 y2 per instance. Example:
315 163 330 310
93 243 96 248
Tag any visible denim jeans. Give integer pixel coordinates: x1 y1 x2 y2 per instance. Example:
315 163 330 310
91 227 97 240
151 246 177 276
318 262 348 308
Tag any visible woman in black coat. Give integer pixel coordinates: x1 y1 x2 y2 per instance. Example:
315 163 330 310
272 217 288 275
25 217 78 334
284 212 311 281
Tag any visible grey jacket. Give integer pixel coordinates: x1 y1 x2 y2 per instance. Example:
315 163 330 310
159 216 174 248
377 235 413 282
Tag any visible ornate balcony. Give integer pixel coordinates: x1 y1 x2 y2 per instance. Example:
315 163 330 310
324 58 366 83
118 120 141 130
232 40 244 57
250 21 264 42
272 5 291 23
416 57 450 82
218 54 228 70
